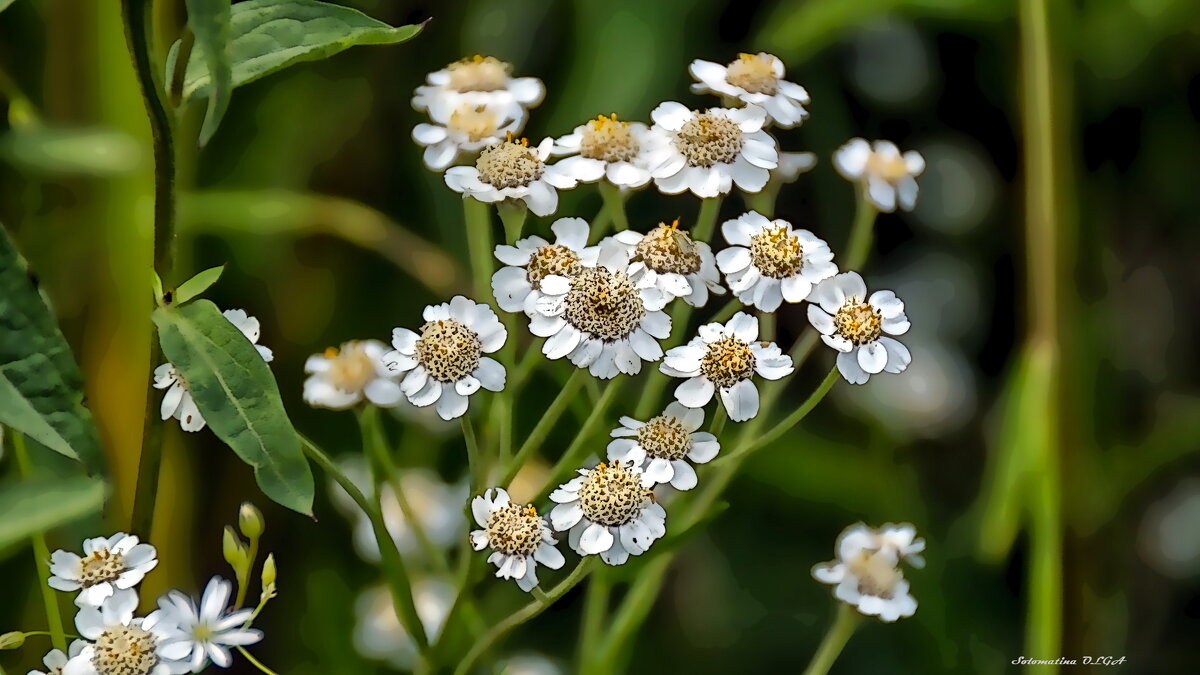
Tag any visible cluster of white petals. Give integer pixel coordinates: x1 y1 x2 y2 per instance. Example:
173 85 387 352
812 523 925 622
469 488 565 592
644 102 779 198
808 272 912 384
834 138 925 212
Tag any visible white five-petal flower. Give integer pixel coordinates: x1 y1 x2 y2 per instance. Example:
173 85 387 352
469 488 565 592
412 102 526 171
66 590 186 675
811 522 925 622
303 340 402 410
491 217 600 315
603 220 725 309
48 533 158 608
607 402 720 491
444 137 577 217
716 211 838 311
412 55 544 124
689 53 811 128
155 576 264 672
807 271 911 385
833 138 925 212
643 102 779 197
29 640 86 675
549 461 667 566
551 114 655 189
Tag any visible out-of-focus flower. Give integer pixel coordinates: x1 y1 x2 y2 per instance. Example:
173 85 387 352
549 461 667 566
603 220 725 309
773 151 817 184
491 218 599 315
551 114 655 189
644 103 778 197
413 102 526 171
497 652 565 675
354 579 454 670
303 340 401 410
469 488 564 592
660 312 793 422
716 211 837 312
808 272 911 385
444 136 577 217
412 55 543 124
66 591 187 675
689 53 810 128
155 577 263 671
834 138 924 213
811 522 925 622
29 640 86 675
1139 479 1200 579
48 533 157 608
607 402 720 491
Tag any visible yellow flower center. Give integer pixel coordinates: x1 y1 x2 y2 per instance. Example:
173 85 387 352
700 336 756 388
562 267 646 341
633 221 702 275
577 462 652 527
446 55 511 92
79 549 126 588
866 151 911 183
834 301 882 345
580 113 639 163
748 224 802 278
526 244 582 289
675 112 745 168
323 343 378 394
636 414 693 461
448 105 500 143
848 551 903 599
476 137 544 189
415 319 482 383
484 504 543 556
725 53 779 95
92 624 159 675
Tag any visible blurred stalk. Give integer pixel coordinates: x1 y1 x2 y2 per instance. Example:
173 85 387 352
464 198 494 304
11 433 67 653
497 201 527 244
598 182 630 231
801 603 861 675
501 369 586 486
530 377 624 498
843 196 877 271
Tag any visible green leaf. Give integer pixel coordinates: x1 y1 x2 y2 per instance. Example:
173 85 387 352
0 476 106 551
177 0 423 104
0 226 104 469
0 0 18 14
152 300 313 515
173 264 225 304
0 127 143 176
185 0 234 147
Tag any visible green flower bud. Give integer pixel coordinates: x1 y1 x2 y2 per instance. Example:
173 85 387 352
238 502 265 540
261 552 277 589
223 526 248 573
0 631 25 650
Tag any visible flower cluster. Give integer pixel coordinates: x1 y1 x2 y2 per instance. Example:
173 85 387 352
812 523 925 622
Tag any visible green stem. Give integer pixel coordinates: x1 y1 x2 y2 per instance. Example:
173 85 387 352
634 299 695 418
237 647 282 675
743 182 780 218
801 603 862 675
462 415 485 492
691 196 723 243
719 367 839 464
709 297 741 325
843 196 877 271
592 555 671 671
234 537 258 609
464 198 495 303
497 201 528 244
501 369 586 486
708 403 727 437
577 566 611 670
589 200 613 241
598 182 630 231
12 434 66 653
533 377 623 498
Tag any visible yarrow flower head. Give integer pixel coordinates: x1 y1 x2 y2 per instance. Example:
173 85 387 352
383 296 507 420
603 219 725 308
689 52 811 128
304 339 401 410
551 114 654 189
660 312 793 422
153 309 272 432
412 102 526 171
444 135 577 217
716 211 838 311
834 138 925 212
48 533 158 608
491 217 600 315
469 488 564 592
644 102 779 197
412 55 544 124
549 461 667 566
30 640 86 675
607 401 720 491
812 522 925 622
155 576 264 671
807 271 911 385
66 590 187 675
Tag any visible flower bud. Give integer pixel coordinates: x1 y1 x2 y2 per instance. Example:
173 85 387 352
223 526 248 573
0 631 25 650
238 502 265 540
261 553 277 589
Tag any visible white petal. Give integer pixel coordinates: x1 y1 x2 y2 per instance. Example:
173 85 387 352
578 522 615 555
858 341 888 374
720 379 760 422
473 356 506 391
837 349 870 385
878 336 912 374
674 376 715 408
727 312 758 342
550 502 584 531
435 387 469 420
669 460 698 490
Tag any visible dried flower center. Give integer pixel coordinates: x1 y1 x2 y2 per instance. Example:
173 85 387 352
675 112 744 167
866 151 911 183
415 319 482 383
749 225 802 278
476 139 544 189
577 462 651 527
725 53 780 95
562 267 646 341
526 245 582 289
79 549 126 588
580 114 639 163
633 222 702 275
834 301 882 346
324 343 378 394
485 504 544 556
446 55 511 92
700 336 756 388
637 415 693 461
448 105 500 143
92 624 159 675
849 551 902 599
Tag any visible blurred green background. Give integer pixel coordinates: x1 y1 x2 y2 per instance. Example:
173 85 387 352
3 0 1200 673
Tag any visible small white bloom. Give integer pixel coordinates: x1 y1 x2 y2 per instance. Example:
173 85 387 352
548 461 666 566
774 150 817 183
660 312 793 422
807 271 911 385
811 522 925 622
29 641 86 675
716 211 838 311
383 296 506 421
155 577 263 672
66 590 186 675
412 102 526 171
551 114 654 189
412 55 543 124
153 309 272 433
303 340 402 410
607 401 720 491
491 217 600 315
603 220 725 309
444 136 577 217
469 488 564 592
643 102 779 197
47 533 158 608
834 138 925 212
689 53 811 128
353 579 453 670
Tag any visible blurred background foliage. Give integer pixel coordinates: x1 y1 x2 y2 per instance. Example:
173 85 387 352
2 0 1200 673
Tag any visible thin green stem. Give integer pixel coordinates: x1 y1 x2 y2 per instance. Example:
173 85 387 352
464 198 495 303
691 196 723 243
234 537 258 609
589 200 613 241
720 367 839 464
709 297 741 325
598 182 630 231
12 434 66 653
497 201 528 244
577 566 611 671
634 299 695 418
708 403 727 437
843 196 877 271
592 555 671 671
743 183 780 218
462 415 485 493
501 369 586 486
534 377 623 498
801 603 862 675
237 647 281 675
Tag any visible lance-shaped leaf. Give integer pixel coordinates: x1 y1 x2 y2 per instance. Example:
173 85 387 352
0 226 104 469
172 264 225 305
152 299 313 515
184 0 234 146
0 476 107 552
177 0 423 104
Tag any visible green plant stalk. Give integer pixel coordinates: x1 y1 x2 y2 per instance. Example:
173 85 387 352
709 297 742 325
577 566 611 671
234 536 259 609
237 647 282 675
801 603 862 675
462 415 485 493
598 182 630 231
633 298 695 418
501 369 587 486
708 402 727 437
591 555 671 672
743 182 780 217
12 433 67 652
533 377 624 498
497 201 528 244
464 198 495 303
843 196 877 271
691 196 723 242
589 200 614 241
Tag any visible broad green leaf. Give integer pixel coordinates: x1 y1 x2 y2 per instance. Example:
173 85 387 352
0 0 17 14
178 0 423 104
0 226 104 469
0 476 106 551
173 264 225 304
152 300 313 515
185 0 234 146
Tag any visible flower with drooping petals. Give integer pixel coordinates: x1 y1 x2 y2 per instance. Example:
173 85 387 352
811 522 925 622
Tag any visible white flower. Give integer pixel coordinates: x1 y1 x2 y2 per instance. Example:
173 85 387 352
65 590 186 675
303 340 402 410
548 461 667 566
659 312 793 422
551 114 654 189
811 522 925 622
29 641 86 675
807 271 911 385
491 217 600 315
47 533 158 608
412 55 543 124
469 488 565 592
774 150 817 183
353 580 453 670
444 136 577 217
412 102 526 171
153 309 272 433
644 102 778 197
716 211 838 311
155 577 263 672
607 402 720 491
689 53 811 128
603 220 725 308
529 249 671 379
383 296 506 421
833 138 925 212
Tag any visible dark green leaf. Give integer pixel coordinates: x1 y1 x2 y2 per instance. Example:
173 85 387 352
185 0 234 146
152 300 313 515
0 476 106 551
173 264 225 304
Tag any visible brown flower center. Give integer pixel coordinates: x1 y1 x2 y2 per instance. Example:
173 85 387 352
446 55 511 92
675 112 744 167
476 139 544 189
562 267 646 341
448 105 500 143
849 551 903 599
834 301 882 346
577 462 651 527
700 336 756 388
636 415 693 461
415 319 482 383
633 222 702 275
526 245 582 289
725 53 780 95
324 343 379 394
580 114 639 163
485 504 544 556
92 624 159 675
79 549 126 588
749 224 802 278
